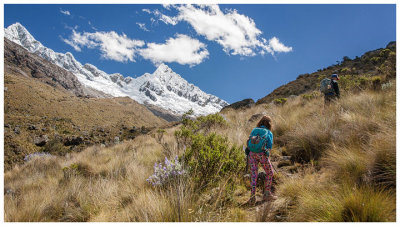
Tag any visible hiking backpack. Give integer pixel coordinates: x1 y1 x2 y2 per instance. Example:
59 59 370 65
320 78 334 94
247 127 269 153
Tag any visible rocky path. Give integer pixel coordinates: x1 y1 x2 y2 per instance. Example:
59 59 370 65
236 157 294 222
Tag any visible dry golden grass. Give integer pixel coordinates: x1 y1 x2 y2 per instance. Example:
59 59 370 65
4 73 166 130
4 78 396 222
4 72 168 169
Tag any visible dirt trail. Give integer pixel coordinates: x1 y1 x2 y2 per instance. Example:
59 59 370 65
236 159 293 222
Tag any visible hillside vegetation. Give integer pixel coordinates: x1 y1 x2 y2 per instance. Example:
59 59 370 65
256 41 395 104
4 72 167 170
4 43 396 222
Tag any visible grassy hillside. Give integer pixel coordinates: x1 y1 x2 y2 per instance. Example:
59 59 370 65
4 76 395 221
256 41 395 104
4 72 167 170
4 43 396 222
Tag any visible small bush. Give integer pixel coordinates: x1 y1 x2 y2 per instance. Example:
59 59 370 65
370 57 381 65
62 162 94 179
273 98 287 106
182 132 245 190
301 91 319 101
340 67 351 74
197 113 227 133
379 48 391 57
370 76 382 90
42 139 69 155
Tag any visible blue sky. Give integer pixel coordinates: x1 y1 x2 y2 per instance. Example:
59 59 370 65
4 4 396 104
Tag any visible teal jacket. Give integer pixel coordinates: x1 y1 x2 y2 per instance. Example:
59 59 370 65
248 125 273 153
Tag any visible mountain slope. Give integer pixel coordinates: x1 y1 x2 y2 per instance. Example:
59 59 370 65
4 70 168 169
4 38 108 98
256 41 396 104
5 22 228 116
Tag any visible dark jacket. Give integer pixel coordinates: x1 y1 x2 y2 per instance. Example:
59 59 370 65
326 79 340 98
331 80 340 98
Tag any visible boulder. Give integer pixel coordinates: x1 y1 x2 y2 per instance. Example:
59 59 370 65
64 136 84 146
34 135 49 146
28 125 38 130
221 98 255 111
14 126 20 135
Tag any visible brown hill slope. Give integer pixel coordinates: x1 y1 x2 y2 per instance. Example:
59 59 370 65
4 38 108 98
4 72 167 170
256 41 396 104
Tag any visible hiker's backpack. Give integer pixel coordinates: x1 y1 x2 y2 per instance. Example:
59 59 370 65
247 127 269 153
320 78 334 94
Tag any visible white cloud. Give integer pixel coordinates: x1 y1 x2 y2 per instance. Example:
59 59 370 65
136 22 149 31
63 30 145 62
153 9 179 25
142 9 151 14
139 34 209 66
63 38 81 52
159 13 179 25
148 5 293 57
268 37 293 53
162 4 172 10
60 9 71 16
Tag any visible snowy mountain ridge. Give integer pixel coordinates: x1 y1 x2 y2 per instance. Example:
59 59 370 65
5 22 228 116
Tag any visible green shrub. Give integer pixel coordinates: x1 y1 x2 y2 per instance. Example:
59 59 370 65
339 75 373 91
301 91 319 101
378 51 396 79
196 113 227 133
379 48 391 57
370 76 382 90
42 139 69 156
62 162 94 179
273 98 287 105
356 76 369 89
179 110 227 134
174 112 243 190
370 57 381 65
182 132 245 190
340 67 351 74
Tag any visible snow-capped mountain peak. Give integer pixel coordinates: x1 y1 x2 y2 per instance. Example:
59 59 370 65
154 63 173 75
5 22 41 53
4 22 228 116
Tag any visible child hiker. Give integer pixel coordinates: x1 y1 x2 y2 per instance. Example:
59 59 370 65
246 115 277 205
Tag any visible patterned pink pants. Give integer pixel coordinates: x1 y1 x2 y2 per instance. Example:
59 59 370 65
249 151 273 196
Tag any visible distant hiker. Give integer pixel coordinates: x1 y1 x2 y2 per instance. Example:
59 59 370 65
320 74 340 104
246 115 276 205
